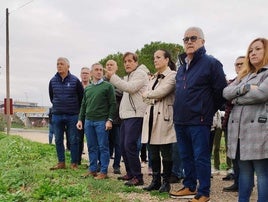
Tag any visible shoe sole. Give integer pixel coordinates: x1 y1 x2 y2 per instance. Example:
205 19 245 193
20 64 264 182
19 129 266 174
170 194 196 199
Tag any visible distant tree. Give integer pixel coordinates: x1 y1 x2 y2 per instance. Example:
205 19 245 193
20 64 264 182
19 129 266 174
99 41 184 77
136 41 184 74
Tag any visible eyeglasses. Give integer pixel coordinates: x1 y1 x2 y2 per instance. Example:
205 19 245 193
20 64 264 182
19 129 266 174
183 36 202 44
235 63 243 67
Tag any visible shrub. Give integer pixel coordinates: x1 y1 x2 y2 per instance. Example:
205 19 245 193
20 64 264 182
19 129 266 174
0 114 5 132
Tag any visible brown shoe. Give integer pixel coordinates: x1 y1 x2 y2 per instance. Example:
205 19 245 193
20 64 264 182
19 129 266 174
169 187 197 199
117 175 132 181
70 163 78 170
189 194 210 202
124 177 144 186
94 173 108 180
50 162 66 170
81 171 97 178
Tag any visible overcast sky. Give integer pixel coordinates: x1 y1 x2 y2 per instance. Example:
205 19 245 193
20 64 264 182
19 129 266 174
0 0 267 106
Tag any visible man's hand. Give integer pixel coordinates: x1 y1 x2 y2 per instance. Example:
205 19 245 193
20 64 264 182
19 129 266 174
76 120 83 130
105 120 112 131
104 68 116 80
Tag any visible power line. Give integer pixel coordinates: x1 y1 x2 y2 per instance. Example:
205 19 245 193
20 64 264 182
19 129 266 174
0 0 36 29
10 0 35 13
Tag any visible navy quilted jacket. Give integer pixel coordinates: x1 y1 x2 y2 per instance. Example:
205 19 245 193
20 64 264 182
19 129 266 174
49 72 84 115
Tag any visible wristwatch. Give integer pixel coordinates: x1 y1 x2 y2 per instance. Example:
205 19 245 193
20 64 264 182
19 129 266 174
107 118 113 122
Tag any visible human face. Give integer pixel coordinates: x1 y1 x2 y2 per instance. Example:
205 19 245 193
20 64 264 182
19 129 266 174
234 58 245 74
248 40 264 68
91 64 103 82
123 54 138 73
154 50 168 73
183 29 204 58
105 60 118 72
57 59 69 76
80 68 90 83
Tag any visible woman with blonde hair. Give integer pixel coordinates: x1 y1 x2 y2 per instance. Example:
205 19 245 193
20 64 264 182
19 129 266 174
223 38 268 202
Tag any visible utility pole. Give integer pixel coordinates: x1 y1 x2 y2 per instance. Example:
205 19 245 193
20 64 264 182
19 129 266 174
6 8 11 135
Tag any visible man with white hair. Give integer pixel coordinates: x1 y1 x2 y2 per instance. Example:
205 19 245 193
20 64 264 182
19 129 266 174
49 57 84 170
170 27 227 202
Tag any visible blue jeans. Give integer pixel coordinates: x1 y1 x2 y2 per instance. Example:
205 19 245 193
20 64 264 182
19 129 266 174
175 124 211 197
52 114 79 163
48 122 54 144
84 120 110 174
172 142 184 178
238 158 268 202
109 124 121 169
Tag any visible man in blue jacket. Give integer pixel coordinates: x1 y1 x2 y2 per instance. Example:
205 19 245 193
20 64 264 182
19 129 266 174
169 27 227 202
49 57 84 170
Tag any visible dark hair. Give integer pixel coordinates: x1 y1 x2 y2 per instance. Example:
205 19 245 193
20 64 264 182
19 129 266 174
159 49 176 71
236 56 245 60
123 52 138 62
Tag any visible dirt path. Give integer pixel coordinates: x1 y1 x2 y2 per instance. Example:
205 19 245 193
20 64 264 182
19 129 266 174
10 128 257 202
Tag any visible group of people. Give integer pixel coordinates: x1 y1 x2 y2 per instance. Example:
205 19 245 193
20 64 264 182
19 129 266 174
48 26 268 202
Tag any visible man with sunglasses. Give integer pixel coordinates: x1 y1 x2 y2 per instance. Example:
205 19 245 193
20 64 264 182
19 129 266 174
170 27 227 202
221 56 245 193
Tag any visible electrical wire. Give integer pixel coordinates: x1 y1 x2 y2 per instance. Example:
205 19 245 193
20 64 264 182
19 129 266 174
10 0 35 13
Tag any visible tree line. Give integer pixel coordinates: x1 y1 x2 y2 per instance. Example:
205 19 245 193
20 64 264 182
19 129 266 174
99 41 184 77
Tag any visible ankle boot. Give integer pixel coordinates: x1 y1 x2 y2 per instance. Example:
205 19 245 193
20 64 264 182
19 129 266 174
159 179 170 193
143 172 161 191
159 160 172 193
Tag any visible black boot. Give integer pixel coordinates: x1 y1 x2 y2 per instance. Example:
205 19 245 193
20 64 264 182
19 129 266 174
143 159 161 191
159 160 172 193
143 172 161 191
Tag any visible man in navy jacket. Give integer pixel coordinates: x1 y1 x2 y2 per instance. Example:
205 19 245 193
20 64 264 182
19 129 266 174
49 57 84 170
170 27 227 202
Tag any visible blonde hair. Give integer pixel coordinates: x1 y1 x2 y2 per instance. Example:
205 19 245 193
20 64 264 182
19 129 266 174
238 38 268 80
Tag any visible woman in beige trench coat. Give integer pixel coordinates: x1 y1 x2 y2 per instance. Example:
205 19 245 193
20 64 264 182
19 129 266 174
141 49 177 193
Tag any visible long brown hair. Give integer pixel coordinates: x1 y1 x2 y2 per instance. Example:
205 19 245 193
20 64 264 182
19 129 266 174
238 38 268 80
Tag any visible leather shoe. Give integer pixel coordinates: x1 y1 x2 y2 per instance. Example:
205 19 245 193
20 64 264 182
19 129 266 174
117 175 132 181
223 184 238 192
50 162 66 170
94 173 108 180
81 171 97 178
222 173 234 181
70 163 78 170
124 177 144 186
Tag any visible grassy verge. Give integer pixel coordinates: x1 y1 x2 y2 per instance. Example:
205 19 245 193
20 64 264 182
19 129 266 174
0 132 151 202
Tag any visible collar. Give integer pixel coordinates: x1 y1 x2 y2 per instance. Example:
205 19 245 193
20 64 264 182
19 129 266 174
92 78 104 85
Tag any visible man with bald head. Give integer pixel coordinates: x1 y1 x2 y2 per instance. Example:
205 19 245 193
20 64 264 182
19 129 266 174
105 60 123 174
49 57 84 170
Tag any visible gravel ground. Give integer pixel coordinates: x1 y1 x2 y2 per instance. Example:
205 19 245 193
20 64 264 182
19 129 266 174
10 128 257 202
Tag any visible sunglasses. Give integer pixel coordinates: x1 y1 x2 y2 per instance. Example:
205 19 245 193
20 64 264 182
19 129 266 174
235 63 243 67
183 36 202 44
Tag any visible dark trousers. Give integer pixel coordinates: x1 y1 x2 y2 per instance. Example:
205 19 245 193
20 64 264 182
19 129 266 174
233 141 240 186
77 126 85 164
120 118 143 180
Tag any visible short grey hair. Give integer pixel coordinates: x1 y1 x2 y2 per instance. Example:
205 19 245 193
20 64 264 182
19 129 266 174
57 57 70 66
185 27 205 39
90 63 103 71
